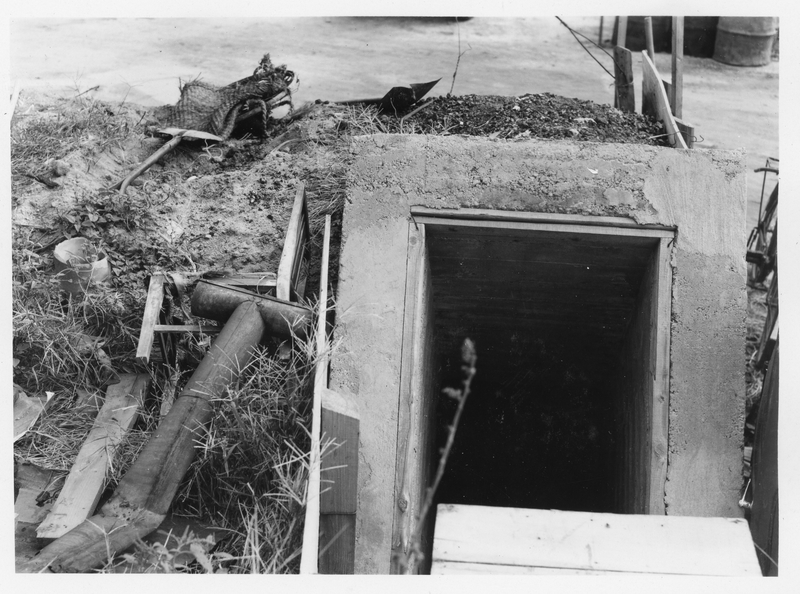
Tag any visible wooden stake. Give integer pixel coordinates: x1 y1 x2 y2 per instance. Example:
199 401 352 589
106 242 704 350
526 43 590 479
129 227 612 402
613 46 635 113
617 16 628 48
644 17 656 61
671 16 684 119
300 214 332 575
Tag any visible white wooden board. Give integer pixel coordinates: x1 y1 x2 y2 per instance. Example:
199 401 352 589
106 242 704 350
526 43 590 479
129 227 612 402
36 374 149 539
431 504 761 576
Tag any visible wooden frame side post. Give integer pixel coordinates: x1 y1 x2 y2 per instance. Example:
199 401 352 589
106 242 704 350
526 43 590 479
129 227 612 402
649 237 672 514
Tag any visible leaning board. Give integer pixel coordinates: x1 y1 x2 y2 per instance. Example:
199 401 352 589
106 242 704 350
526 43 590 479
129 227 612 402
431 504 761 575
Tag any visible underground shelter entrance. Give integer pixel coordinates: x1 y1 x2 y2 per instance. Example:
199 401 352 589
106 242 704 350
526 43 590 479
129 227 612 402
402 208 674 520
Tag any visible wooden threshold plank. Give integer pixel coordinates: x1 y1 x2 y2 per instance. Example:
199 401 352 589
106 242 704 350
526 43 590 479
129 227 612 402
36 374 150 539
431 504 761 576
432 561 614 575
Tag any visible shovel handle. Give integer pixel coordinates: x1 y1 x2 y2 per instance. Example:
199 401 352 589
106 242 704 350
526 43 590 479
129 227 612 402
114 133 185 194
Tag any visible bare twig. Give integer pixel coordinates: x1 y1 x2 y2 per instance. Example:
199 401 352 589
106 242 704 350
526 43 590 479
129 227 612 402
402 338 477 573
449 18 471 95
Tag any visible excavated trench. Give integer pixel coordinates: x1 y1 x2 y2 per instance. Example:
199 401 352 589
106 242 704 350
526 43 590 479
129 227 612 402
427 222 669 515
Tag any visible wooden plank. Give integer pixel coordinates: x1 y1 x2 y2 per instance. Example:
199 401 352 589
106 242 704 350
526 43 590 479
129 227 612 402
319 387 359 574
671 16 684 119
136 274 165 363
277 183 310 302
433 561 613 575
673 117 695 149
613 46 635 113
649 237 672 514
319 514 356 574
415 216 675 238
210 273 276 293
153 324 221 333
391 222 435 573
299 214 332 575
431 505 761 576
320 388 360 514
641 51 688 149
36 374 150 539
410 205 676 231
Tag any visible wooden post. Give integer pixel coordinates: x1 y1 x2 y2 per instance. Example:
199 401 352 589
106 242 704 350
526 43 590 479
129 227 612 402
617 16 628 48
644 17 656 61
613 46 635 113
36 374 150 539
671 16 684 119
300 214 332 574
318 387 360 574
598 17 604 45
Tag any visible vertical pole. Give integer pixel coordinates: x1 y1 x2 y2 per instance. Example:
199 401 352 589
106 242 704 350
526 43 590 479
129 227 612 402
671 16 684 119
645 16 656 61
618 16 628 48
299 214 332 574
599 16 604 45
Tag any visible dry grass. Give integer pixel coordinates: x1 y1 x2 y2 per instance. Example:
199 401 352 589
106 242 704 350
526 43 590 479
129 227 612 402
11 90 141 187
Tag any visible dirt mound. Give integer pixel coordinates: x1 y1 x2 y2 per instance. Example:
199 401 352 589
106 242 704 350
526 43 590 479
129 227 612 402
384 93 666 144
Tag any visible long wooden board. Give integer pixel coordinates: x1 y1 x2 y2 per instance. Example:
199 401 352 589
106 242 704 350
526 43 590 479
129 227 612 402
36 374 150 539
299 214 332 574
318 387 360 574
641 51 688 149
431 504 761 575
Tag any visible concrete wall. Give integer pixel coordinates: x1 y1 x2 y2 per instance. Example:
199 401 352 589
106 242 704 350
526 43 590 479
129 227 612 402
330 135 747 574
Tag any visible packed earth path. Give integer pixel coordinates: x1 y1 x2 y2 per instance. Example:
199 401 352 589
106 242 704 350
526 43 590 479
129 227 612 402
10 16 779 229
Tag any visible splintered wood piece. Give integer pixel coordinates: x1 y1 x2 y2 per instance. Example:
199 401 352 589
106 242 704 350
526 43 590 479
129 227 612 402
277 182 310 302
431 505 761 575
641 51 688 149
136 274 166 364
36 374 150 539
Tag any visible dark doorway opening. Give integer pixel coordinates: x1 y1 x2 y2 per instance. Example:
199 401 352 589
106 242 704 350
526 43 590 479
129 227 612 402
422 218 672 515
